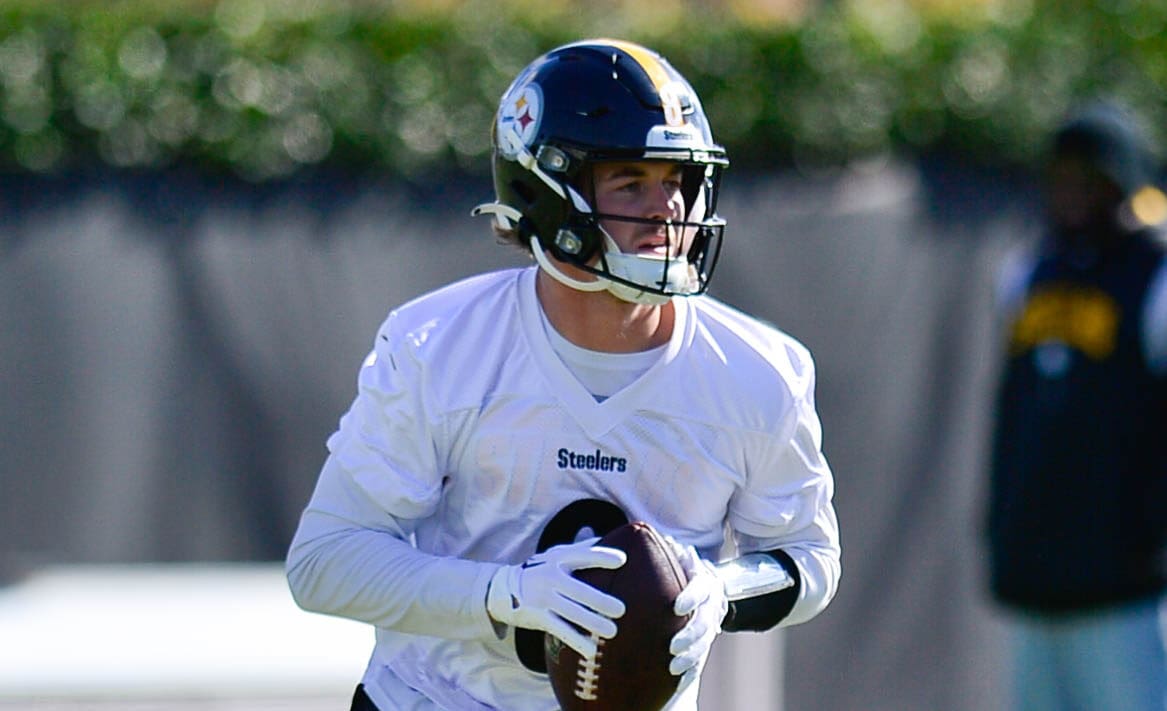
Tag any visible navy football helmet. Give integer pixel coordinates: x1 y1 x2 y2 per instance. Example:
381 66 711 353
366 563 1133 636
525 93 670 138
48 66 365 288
473 39 729 304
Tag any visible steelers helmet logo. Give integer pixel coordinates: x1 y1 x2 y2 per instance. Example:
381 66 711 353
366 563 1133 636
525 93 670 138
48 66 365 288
498 83 543 159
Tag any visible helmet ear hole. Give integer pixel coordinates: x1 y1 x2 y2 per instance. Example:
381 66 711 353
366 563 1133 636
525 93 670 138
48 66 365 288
509 179 536 206
510 179 549 249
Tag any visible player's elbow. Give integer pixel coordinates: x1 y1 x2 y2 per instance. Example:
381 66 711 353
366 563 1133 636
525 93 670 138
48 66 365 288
285 539 328 614
284 521 352 616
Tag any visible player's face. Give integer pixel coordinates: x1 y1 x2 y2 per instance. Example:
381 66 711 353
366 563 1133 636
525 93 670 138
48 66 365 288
590 161 698 259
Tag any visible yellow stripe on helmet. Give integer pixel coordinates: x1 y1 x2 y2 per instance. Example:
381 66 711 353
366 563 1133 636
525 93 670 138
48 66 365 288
593 39 686 126
593 38 674 91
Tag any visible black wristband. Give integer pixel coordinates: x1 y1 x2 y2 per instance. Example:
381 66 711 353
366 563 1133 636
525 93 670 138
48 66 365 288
722 549 801 633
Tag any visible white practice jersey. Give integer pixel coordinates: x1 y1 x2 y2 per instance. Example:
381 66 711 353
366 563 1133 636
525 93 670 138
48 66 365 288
287 266 840 711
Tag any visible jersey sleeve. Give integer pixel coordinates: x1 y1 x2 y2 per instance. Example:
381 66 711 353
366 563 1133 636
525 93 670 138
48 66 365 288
285 312 499 641
728 341 841 628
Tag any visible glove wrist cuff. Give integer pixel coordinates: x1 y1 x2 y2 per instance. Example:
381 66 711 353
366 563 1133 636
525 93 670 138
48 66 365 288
486 564 517 629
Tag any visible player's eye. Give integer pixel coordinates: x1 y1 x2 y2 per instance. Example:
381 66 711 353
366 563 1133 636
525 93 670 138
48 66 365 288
604 178 645 197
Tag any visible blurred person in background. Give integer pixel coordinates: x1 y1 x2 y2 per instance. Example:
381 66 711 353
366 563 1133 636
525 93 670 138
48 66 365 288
987 101 1167 710
285 39 840 710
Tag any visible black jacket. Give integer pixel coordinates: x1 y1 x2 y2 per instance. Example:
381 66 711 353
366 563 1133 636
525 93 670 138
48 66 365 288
988 230 1167 613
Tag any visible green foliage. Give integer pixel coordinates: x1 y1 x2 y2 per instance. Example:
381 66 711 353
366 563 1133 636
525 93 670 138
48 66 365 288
1 0 1164 181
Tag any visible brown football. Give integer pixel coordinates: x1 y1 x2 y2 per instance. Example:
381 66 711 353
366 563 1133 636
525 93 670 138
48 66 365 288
545 521 690 711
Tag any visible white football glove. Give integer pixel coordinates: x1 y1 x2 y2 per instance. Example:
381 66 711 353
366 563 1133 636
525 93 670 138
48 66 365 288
667 538 729 681
486 538 627 659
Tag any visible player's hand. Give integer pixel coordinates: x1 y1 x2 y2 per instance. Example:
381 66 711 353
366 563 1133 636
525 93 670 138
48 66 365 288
486 538 627 659
666 537 728 680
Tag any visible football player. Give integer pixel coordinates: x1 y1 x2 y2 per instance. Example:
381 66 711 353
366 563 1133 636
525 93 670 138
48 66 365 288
286 38 841 710
988 102 1167 711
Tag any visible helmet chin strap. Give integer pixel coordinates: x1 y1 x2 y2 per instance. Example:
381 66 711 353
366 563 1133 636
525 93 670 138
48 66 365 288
530 234 609 294
529 232 697 306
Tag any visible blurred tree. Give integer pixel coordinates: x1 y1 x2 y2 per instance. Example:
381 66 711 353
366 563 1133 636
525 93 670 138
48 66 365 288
0 0 1163 181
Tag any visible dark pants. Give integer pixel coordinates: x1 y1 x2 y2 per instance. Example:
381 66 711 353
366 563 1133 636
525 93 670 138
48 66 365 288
350 684 380 711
